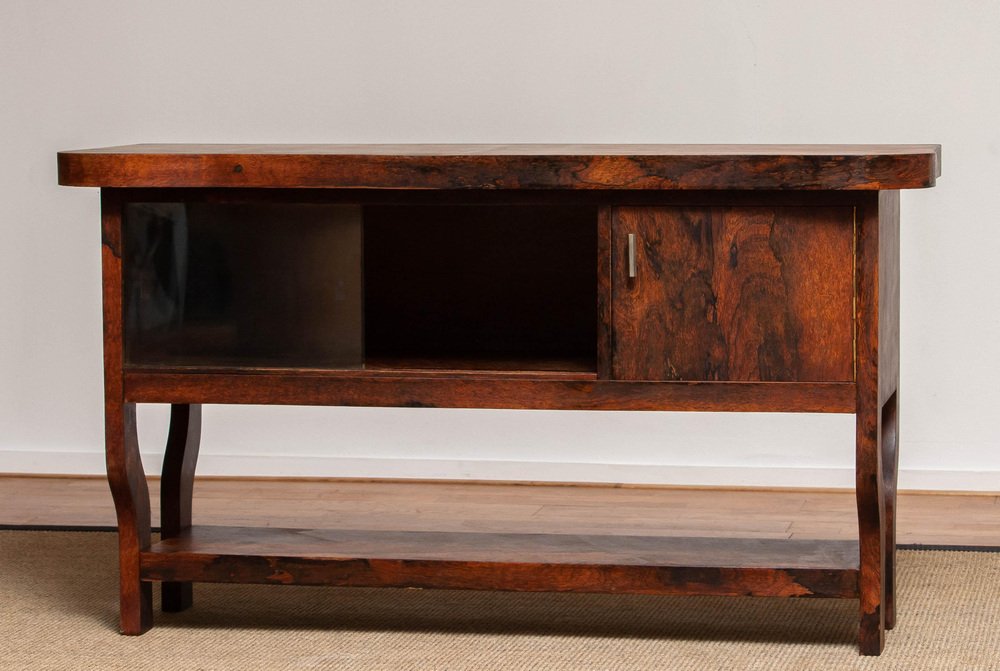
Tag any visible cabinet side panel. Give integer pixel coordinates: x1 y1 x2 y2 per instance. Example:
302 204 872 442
878 191 900 406
612 206 854 381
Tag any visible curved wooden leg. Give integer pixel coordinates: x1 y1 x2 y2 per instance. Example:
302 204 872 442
160 403 202 612
881 392 899 630
856 399 886 656
855 190 900 656
106 402 153 634
103 190 152 635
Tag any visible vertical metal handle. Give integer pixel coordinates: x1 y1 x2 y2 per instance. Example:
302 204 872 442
627 233 637 278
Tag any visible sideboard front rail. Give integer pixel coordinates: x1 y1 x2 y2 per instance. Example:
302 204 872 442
124 371 857 413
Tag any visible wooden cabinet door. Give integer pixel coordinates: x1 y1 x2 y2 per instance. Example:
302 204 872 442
610 206 855 381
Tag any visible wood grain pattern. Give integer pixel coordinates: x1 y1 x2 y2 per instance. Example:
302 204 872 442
159 403 201 612
101 191 152 635
123 371 857 414
139 526 859 599
57 144 940 190
879 192 901 409
611 206 854 382
881 392 899 630
854 199 883 653
854 190 901 655
878 191 901 633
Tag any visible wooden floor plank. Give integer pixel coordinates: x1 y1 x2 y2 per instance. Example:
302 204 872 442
1 475 998 546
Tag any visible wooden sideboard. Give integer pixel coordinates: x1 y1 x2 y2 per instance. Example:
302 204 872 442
58 144 940 655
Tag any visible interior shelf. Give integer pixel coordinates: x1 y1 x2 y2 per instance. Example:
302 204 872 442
141 525 859 599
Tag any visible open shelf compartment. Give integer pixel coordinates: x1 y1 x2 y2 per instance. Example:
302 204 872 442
123 200 598 376
363 203 597 374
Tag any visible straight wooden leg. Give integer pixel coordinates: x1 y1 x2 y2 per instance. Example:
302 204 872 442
881 392 899 629
160 403 202 612
106 402 153 634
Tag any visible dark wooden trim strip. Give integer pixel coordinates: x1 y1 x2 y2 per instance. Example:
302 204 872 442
596 206 614 380
91 186 880 208
124 372 856 413
58 144 940 191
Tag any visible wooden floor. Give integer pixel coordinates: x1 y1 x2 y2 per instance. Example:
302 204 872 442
2 475 998 547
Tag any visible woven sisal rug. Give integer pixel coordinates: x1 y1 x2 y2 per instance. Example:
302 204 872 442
1 530 998 670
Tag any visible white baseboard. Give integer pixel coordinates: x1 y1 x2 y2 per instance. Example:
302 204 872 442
2 449 998 491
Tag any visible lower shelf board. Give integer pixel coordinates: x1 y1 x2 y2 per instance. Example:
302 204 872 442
140 526 859 599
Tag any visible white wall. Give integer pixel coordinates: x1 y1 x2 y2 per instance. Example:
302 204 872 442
2 1 997 490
